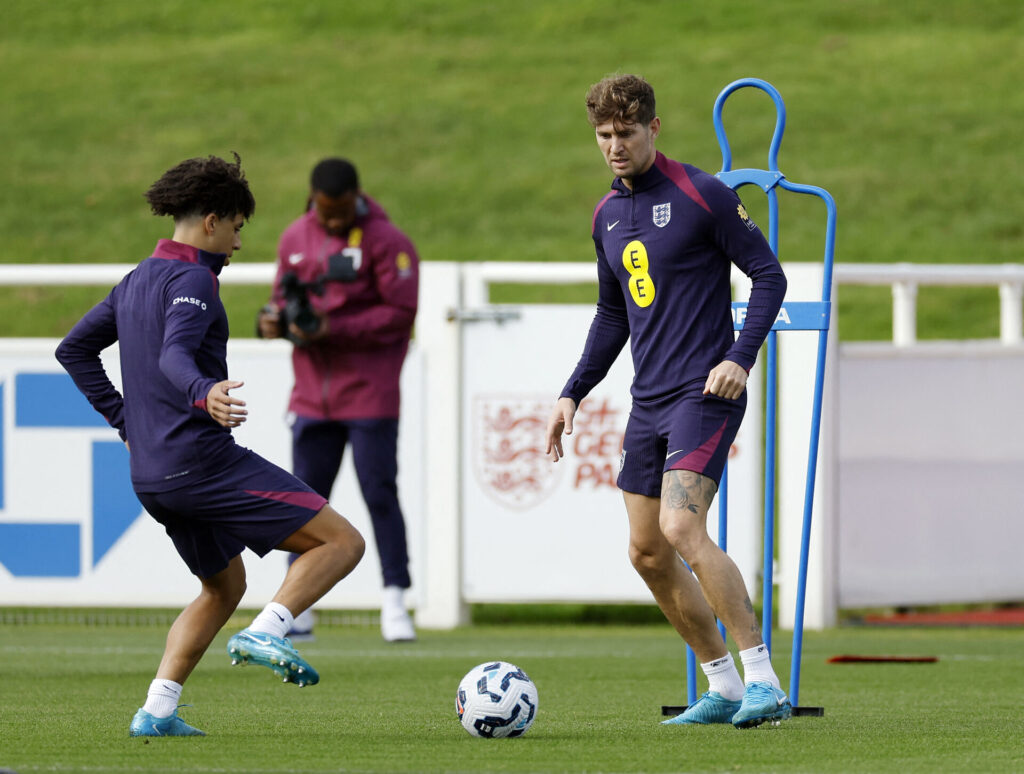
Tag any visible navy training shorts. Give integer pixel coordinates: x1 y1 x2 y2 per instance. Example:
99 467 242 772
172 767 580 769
617 383 746 498
136 449 328 579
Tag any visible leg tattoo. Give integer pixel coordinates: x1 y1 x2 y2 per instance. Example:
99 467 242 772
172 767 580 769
663 470 717 515
744 596 762 637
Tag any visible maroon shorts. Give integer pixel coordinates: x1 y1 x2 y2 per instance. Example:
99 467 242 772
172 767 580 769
617 384 746 497
137 450 327 578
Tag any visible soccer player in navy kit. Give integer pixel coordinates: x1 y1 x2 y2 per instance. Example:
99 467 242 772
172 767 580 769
544 75 791 728
56 154 366 737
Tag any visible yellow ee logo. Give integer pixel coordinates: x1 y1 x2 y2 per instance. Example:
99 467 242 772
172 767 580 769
622 240 655 308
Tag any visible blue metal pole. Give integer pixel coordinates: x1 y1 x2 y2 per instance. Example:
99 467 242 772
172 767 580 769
717 464 729 643
761 330 777 654
787 330 828 706
686 645 697 705
762 180 780 654
778 180 837 706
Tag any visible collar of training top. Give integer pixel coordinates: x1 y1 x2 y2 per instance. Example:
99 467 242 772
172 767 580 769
152 238 227 276
611 150 668 195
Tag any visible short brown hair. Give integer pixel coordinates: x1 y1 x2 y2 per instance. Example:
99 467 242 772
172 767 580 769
585 74 656 127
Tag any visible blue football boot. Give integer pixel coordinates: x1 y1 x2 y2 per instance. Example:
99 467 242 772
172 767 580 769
129 707 205 737
226 628 319 686
662 691 742 725
732 682 792 729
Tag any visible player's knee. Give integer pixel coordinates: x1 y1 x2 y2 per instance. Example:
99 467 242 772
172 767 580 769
659 518 708 563
225 577 247 608
321 510 365 564
628 541 671 578
202 574 246 610
345 525 367 564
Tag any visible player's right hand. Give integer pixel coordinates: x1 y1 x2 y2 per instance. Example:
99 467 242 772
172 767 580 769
206 380 248 428
544 397 577 462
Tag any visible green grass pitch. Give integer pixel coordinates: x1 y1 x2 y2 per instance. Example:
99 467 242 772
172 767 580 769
1 614 1022 773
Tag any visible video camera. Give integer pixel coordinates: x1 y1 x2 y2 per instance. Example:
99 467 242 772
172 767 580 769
275 250 361 345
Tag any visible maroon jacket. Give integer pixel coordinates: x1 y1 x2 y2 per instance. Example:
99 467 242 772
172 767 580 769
272 195 419 420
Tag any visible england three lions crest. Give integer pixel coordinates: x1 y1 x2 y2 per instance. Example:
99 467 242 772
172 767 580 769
473 395 563 510
653 203 671 228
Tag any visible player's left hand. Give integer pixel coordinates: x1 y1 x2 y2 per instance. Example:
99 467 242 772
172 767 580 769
703 360 747 400
206 380 248 427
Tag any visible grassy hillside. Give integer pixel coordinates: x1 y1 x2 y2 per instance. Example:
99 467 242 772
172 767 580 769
2 0 1021 339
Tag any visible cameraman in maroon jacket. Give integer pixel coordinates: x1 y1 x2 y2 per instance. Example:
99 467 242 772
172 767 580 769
258 158 418 641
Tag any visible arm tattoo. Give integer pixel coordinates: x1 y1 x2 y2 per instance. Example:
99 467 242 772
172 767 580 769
663 470 717 514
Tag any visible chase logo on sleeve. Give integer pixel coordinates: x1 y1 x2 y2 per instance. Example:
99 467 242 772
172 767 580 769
172 296 208 311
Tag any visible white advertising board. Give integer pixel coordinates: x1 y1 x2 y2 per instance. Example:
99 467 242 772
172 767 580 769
459 304 764 603
0 339 425 611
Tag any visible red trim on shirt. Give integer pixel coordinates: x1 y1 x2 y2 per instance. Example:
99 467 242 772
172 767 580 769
152 239 201 263
592 190 618 234
654 153 712 213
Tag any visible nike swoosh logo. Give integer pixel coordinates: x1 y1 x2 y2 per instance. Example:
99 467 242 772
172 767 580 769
606 220 620 231
665 449 686 461
273 612 285 622
250 634 273 646
288 252 303 265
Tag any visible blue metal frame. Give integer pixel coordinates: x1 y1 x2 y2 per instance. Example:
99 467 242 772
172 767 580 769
683 78 836 708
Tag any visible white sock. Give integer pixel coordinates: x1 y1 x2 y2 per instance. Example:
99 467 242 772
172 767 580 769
382 585 406 612
249 602 294 640
739 644 782 690
701 652 745 701
142 678 182 718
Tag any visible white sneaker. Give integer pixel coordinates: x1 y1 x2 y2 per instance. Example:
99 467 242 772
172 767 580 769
381 586 416 642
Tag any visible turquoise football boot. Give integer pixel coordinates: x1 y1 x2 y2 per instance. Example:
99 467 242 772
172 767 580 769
129 707 205 737
662 691 742 725
732 682 792 729
226 628 319 686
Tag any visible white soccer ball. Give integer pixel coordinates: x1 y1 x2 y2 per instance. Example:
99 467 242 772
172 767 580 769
455 660 538 738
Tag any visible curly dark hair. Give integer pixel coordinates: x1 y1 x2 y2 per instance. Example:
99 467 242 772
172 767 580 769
144 152 255 221
585 74 656 128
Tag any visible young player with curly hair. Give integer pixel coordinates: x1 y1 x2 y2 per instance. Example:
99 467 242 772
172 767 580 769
56 154 365 737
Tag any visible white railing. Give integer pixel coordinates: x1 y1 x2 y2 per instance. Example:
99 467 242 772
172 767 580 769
1 262 1021 346
463 262 1024 346
832 263 1024 346
0 263 275 286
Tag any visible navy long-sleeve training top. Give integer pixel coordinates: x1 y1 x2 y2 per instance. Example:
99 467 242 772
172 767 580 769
561 152 787 404
56 239 248 492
